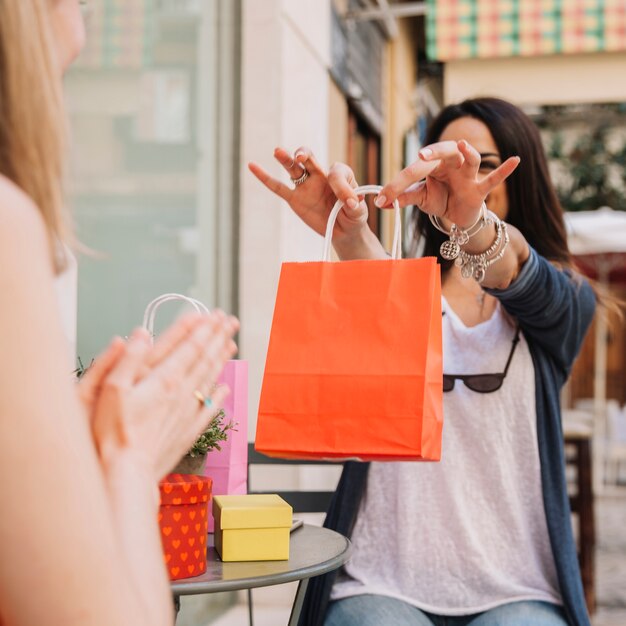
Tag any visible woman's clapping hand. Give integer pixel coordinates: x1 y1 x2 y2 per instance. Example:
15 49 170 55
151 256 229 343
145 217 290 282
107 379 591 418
83 312 238 481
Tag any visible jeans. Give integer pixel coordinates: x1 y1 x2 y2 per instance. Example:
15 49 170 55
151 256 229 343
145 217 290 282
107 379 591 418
325 595 569 626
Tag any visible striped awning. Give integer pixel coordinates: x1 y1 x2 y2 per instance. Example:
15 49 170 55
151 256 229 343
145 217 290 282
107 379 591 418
426 0 626 61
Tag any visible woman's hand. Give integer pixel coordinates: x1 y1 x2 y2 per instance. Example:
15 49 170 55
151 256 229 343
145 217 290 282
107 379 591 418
77 337 126 420
250 147 396 259
376 140 519 228
376 139 528 289
91 312 239 481
248 146 369 245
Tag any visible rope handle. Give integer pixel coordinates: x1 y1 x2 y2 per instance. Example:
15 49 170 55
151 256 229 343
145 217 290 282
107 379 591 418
142 293 210 340
322 185 402 261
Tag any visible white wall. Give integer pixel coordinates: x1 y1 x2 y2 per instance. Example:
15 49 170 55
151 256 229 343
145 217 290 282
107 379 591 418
445 52 626 105
240 0 332 439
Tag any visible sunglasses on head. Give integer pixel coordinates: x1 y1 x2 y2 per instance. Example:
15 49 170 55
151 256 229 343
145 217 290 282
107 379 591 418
442 314 520 394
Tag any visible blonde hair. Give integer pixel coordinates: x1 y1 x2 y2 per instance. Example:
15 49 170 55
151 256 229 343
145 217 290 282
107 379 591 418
0 0 72 271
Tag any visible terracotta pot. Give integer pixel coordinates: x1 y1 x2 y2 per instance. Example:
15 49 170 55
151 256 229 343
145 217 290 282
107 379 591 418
172 453 207 475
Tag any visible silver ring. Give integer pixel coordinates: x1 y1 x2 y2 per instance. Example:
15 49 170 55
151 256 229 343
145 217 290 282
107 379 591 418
291 169 309 187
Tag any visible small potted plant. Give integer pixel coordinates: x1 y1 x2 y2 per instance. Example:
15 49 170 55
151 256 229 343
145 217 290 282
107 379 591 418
160 409 237 581
172 409 237 475
74 356 93 380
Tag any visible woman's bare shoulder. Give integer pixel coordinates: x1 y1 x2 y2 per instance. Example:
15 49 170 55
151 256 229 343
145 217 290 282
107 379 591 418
0 174 38 207
0 175 48 250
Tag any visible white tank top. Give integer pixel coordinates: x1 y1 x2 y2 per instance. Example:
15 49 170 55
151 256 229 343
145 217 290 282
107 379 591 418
331 297 562 615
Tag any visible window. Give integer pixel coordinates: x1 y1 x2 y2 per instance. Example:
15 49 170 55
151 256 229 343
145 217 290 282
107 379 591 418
68 0 240 360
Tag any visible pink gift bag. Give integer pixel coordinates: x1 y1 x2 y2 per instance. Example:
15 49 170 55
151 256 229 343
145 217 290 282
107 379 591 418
206 359 248 531
142 294 248 532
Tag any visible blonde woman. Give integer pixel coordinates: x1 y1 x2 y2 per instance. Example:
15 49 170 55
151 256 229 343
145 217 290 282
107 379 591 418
0 2 238 625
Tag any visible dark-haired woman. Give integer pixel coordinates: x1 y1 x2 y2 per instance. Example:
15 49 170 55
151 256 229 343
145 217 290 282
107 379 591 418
250 97 595 626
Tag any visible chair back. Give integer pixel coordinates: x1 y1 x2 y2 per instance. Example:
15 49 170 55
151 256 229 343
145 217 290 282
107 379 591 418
247 443 342 513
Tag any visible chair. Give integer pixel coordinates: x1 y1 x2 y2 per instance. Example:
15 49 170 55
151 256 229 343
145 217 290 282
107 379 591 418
605 403 626 486
246 443 344 626
564 432 596 614
572 398 620 489
247 443 342 512
573 397 595 413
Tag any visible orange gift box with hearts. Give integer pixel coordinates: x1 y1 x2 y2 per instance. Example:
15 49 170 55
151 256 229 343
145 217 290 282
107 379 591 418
158 473 212 581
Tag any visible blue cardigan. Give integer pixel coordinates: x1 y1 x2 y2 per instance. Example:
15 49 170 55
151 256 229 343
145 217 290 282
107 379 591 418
298 248 596 626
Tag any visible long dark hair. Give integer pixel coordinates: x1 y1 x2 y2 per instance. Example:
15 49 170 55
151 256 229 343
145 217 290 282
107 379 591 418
414 97 572 272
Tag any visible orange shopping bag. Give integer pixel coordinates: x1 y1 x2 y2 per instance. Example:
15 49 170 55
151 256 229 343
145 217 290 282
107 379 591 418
256 185 443 462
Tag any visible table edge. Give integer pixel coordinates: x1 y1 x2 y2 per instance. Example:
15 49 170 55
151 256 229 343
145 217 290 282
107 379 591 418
172 526 352 596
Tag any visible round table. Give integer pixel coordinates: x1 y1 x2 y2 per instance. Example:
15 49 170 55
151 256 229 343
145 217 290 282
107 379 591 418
172 524 352 625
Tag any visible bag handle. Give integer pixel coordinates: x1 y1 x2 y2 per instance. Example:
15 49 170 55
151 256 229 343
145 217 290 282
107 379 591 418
323 184 402 262
142 293 210 340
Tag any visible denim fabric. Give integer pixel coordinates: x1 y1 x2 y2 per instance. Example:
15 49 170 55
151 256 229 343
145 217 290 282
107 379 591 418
325 595 569 626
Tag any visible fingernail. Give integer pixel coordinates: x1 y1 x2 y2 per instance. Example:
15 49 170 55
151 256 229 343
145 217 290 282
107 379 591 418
346 198 358 210
420 148 433 159
375 194 387 208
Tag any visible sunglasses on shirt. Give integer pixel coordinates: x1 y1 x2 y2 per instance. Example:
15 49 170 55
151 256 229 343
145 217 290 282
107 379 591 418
442 316 521 394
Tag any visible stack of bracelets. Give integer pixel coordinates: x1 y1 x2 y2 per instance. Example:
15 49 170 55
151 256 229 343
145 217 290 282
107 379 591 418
429 202 510 284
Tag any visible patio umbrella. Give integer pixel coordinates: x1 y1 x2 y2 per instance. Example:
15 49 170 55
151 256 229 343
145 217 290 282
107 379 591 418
564 207 626 491
566 206 626 280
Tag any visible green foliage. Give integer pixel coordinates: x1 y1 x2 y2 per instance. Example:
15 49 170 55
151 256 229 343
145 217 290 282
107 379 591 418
550 125 626 211
536 103 626 211
187 409 237 458
74 357 94 380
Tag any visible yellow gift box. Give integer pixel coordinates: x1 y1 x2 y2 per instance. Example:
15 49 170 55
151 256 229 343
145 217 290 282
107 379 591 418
213 494 293 562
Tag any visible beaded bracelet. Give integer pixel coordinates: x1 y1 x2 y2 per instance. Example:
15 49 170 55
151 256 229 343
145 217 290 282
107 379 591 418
457 221 510 283
429 203 496 261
